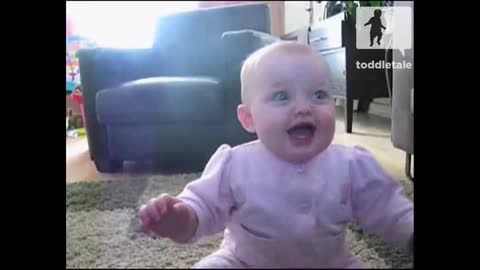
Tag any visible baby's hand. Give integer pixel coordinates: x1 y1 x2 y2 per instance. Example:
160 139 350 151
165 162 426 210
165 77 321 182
138 193 197 243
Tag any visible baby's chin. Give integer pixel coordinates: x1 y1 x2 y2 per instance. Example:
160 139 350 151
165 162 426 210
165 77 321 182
281 148 327 164
259 130 334 164
266 142 332 164
285 135 333 163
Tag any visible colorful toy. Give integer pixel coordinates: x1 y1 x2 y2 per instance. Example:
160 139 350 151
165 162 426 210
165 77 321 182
66 34 96 93
70 85 88 135
67 128 86 138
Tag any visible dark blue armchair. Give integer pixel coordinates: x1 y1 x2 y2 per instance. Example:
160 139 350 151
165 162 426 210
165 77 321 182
78 3 279 172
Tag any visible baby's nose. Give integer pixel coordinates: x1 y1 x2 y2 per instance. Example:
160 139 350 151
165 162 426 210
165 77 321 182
294 100 312 116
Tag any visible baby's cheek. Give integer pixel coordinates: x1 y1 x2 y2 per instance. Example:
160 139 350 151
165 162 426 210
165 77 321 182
259 113 284 131
317 107 336 133
256 117 274 134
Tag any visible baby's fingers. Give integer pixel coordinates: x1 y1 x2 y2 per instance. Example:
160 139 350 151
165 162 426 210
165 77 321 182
144 198 165 222
138 204 152 232
153 197 169 219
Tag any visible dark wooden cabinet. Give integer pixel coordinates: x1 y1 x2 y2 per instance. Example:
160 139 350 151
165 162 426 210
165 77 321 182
282 12 392 133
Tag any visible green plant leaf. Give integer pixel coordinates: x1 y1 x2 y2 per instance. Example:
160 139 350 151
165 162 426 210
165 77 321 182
326 1 344 18
352 3 358 22
344 2 358 25
360 1 370 7
345 1 354 10
370 0 382 7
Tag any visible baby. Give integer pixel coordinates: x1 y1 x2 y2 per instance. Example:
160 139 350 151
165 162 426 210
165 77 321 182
139 41 413 268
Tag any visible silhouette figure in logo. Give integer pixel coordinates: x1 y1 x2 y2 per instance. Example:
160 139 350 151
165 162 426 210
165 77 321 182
364 9 386 47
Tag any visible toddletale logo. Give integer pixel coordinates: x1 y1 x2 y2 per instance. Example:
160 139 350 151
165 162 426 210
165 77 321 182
356 7 412 56
364 9 386 47
356 60 412 70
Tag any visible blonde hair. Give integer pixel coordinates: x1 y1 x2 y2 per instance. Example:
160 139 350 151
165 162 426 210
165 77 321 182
240 41 328 104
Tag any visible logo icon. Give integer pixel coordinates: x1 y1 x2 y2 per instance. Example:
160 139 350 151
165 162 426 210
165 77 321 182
364 9 387 47
356 7 412 56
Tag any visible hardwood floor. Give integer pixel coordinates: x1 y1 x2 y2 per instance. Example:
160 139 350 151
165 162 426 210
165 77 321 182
66 104 412 183
66 136 159 183
66 136 98 183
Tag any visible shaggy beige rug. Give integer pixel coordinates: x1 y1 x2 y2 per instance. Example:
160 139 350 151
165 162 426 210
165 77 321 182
66 174 413 268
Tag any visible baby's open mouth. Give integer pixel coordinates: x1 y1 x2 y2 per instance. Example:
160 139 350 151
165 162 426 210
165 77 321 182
287 122 316 140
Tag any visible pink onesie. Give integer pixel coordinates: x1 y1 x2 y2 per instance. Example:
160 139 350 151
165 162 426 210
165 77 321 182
177 140 413 268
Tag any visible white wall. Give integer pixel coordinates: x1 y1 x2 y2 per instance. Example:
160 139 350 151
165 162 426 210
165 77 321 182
284 1 325 34
66 1 198 48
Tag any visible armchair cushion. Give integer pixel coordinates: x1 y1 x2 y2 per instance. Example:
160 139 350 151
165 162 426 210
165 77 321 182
96 77 224 124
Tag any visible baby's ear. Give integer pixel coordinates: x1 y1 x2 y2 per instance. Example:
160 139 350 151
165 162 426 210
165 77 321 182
237 104 256 133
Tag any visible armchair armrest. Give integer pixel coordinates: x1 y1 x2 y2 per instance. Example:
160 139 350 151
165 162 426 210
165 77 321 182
219 30 279 146
221 29 279 57
77 48 160 161
77 48 160 95
220 30 279 113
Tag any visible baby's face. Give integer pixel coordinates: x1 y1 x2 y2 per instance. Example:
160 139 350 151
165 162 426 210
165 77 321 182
241 48 335 163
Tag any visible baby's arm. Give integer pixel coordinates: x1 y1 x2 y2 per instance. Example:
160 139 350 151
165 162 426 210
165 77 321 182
349 146 413 253
175 144 236 243
139 145 235 244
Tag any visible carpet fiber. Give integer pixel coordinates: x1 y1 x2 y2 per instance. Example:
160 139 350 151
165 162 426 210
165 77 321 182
66 173 413 268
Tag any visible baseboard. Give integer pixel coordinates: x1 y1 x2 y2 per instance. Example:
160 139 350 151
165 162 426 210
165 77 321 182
335 98 392 119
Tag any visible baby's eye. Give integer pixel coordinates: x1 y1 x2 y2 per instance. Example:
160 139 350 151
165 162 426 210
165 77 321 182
273 91 289 102
313 90 329 100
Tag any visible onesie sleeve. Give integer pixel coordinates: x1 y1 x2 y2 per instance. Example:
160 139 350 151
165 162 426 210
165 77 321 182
176 144 235 243
349 146 414 250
